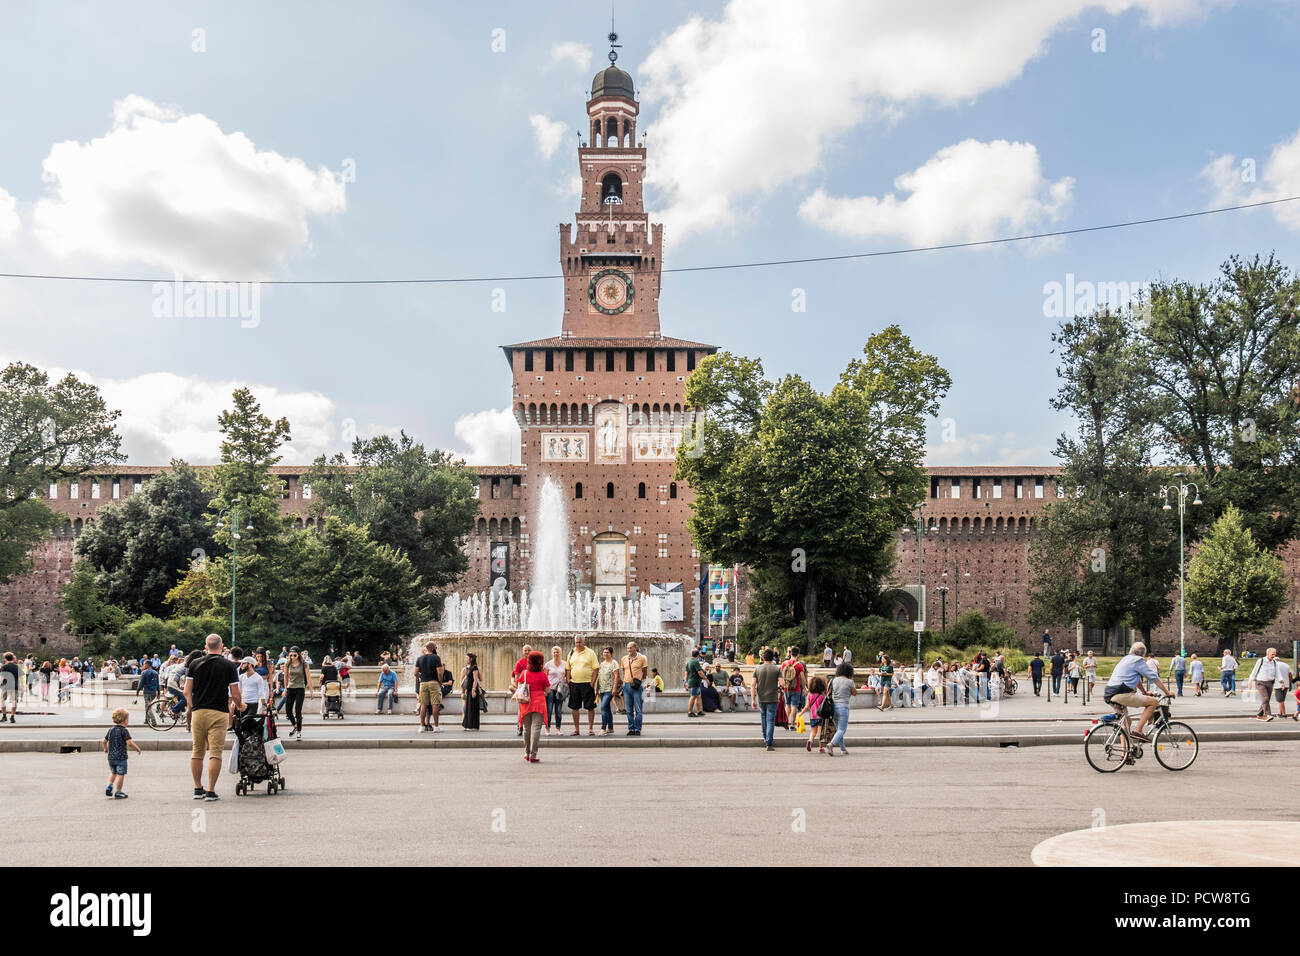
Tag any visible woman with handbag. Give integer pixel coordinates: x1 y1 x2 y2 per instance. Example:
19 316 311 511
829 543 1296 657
516 651 550 762
799 676 829 753
460 653 484 731
827 663 857 756
596 647 621 735
544 646 567 733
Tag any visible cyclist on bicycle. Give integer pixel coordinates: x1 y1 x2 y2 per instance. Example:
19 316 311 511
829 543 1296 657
1103 641 1173 742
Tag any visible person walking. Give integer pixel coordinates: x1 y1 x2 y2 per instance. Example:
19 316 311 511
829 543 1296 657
1 652 20 722
509 644 534 737
1168 653 1187 696
1067 654 1082 695
102 707 141 799
1248 647 1281 721
751 649 781 751
827 664 857 756
415 641 443 733
781 649 807 725
1049 650 1065 695
518 650 550 763
1083 651 1098 696
620 640 649 736
237 657 268 718
800 676 828 753
566 637 599 736
460 653 484 731
184 634 242 802
822 643 833 669
1041 629 1052 656
544 646 566 733
280 648 313 739
1188 654 1204 696
596 646 621 736
1220 649 1238 696
1273 655 1294 719
1029 653 1044 696
876 655 894 711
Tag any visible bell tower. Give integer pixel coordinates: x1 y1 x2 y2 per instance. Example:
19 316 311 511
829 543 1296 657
559 30 663 339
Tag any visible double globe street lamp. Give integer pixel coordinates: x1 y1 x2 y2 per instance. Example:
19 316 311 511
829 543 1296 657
1160 475 1202 658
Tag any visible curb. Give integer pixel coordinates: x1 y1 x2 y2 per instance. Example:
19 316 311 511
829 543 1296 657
3 728 1297 753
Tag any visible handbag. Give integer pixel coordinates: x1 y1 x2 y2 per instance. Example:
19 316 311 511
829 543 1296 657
817 692 835 721
512 679 530 703
478 688 489 713
264 737 286 766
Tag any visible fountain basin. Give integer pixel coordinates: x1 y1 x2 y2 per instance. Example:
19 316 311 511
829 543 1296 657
411 630 692 691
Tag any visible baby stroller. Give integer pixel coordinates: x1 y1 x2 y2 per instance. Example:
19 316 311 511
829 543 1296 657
320 680 344 719
232 711 286 796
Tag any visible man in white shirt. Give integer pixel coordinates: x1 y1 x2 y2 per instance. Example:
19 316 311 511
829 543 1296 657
925 660 943 706
237 657 269 717
1248 648 1282 721
1220 650 1238 697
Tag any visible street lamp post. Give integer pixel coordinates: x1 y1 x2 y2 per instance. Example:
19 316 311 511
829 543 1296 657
914 502 926 666
215 498 253 646
937 585 949 632
1160 475 1202 658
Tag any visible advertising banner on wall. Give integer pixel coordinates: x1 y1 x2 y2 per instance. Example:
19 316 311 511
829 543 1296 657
707 566 730 624
490 542 509 590
650 582 683 622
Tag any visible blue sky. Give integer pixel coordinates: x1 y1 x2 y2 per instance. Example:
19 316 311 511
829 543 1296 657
1 0 1298 467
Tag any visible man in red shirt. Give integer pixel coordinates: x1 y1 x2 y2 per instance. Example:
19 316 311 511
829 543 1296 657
510 644 533 736
781 649 806 730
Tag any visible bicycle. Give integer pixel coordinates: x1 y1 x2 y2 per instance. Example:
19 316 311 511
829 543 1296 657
1004 676 1018 696
1083 693 1198 773
144 695 186 731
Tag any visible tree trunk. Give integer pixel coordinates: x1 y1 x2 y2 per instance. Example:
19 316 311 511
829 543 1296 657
804 572 818 649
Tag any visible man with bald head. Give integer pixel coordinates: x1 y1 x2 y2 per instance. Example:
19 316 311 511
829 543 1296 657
184 634 241 801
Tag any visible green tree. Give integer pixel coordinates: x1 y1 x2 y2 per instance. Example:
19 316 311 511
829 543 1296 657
163 557 220 618
1185 504 1286 655
75 460 217 616
0 361 124 582
678 326 950 645
305 519 428 657
59 561 130 636
303 432 478 613
1142 254 1300 550
1029 307 1181 644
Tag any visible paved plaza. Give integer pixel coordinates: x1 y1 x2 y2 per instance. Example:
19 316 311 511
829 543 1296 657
2 742 1295 866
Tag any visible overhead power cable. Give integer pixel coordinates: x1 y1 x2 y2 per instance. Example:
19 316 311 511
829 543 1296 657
0 195 1295 286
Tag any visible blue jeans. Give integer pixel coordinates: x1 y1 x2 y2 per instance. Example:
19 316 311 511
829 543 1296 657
1051 674 1062 694
1222 672 1235 693
376 687 393 713
1174 671 1185 695
546 690 564 729
758 701 777 746
976 674 989 701
599 691 614 730
829 702 850 751
622 683 643 732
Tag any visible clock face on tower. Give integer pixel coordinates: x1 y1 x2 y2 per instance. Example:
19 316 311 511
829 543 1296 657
588 268 635 315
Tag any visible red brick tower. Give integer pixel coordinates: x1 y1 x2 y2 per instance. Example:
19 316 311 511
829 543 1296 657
503 33 717 636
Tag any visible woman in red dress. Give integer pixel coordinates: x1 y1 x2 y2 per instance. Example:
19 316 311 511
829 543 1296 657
519 651 551 763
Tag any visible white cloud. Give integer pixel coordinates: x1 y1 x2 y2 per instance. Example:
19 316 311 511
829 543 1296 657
450 406 520 466
529 114 568 159
639 0 1223 238
799 139 1073 243
1200 124 1300 233
0 187 19 242
32 94 346 279
549 41 593 72
926 432 1051 466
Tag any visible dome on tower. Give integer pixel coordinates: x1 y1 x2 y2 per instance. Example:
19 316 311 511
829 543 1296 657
590 64 635 100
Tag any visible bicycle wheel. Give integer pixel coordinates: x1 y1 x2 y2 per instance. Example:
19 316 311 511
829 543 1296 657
1084 721 1130 772
144 701 159 729
1153 720 1198 771
1007 679 1018 696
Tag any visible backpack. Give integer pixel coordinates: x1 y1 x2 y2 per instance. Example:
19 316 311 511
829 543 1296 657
816 691 835 720
782 661 802 692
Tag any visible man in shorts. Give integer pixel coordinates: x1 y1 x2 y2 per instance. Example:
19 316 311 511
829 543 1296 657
566 636 600 736
684 648 706 717
0 652 20 722
782 649 807 722
415 641 443 733
184 634 242 801
1103 641 1172 742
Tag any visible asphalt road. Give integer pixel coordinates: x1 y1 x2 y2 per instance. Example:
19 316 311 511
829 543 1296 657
4 741 1296 865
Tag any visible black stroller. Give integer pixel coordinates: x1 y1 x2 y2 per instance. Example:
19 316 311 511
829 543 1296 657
233 710 287 796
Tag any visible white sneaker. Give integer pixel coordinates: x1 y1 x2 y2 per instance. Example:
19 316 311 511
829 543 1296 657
431 726 441 733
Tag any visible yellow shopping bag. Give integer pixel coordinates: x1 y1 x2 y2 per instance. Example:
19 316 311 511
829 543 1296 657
795 714 806 734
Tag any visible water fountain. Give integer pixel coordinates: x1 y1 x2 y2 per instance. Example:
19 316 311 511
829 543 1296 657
408 476 692 690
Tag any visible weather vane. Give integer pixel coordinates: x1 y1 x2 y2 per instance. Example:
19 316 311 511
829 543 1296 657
608 7 621 64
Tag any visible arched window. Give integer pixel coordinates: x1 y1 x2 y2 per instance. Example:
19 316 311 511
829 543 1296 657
669 482 678 499
601 172 623 204
575 482 583 499
638 482 646 498
606 482 615 499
